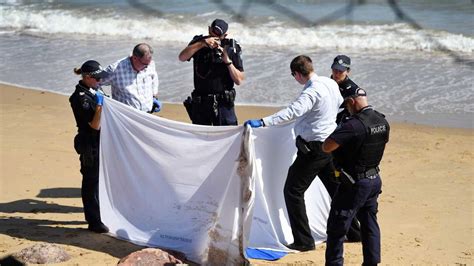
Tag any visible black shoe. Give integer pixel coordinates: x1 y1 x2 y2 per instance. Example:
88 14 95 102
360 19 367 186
88 222 109 233
285 242 315 252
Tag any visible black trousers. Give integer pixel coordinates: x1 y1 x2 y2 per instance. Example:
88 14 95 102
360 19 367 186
284 141 336 246
326 175 382 265
79 144 101 225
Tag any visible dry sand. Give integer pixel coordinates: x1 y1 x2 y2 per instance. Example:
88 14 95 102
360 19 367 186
0 83 472 265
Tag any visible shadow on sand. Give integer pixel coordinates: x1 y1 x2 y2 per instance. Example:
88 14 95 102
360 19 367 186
36 187 81 198
0 187 143 261
0 199 82 214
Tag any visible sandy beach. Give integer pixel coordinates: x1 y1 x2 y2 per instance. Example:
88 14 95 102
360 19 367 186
0 83 472 265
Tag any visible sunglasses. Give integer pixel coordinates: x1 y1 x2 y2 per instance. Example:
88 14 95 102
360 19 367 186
90 76 101 82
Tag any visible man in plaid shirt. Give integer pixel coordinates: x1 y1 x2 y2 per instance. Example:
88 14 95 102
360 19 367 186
101 43 161 113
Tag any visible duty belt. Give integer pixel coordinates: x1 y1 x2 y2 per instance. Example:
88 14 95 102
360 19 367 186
355 167 380 180
191 94 217 104
339 167 379 184
192 88 236 104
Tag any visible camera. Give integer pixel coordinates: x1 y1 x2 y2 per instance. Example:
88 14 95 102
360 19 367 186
211 38 236 63
220 38 234 47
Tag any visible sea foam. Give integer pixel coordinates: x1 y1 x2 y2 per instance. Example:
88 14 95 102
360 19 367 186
1 6 473 54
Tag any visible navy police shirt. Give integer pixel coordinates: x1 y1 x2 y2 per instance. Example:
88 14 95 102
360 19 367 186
69 81 99 136
189 35 244 95
327 107 368 173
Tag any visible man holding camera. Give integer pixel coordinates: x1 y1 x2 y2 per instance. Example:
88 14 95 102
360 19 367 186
179 18 245 126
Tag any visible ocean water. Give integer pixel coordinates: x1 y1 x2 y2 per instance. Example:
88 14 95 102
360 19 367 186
0 0 473 128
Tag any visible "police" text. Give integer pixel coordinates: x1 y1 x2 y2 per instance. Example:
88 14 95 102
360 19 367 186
370 125 387 135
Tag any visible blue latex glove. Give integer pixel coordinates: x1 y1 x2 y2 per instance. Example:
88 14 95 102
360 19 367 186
152 98 162 113
95 91 104 106
245 119 263 128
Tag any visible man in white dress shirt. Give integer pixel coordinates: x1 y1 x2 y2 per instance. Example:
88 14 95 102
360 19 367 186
245 55 343 251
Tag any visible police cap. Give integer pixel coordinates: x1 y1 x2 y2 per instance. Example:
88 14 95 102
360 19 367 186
331 55 351 71
342 87 367 99
80 60 109 79
210 19 228 36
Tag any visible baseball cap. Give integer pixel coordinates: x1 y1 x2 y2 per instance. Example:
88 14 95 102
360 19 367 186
342 87 367 99
80 60 108 79
331 55 351 71
210 19 228 36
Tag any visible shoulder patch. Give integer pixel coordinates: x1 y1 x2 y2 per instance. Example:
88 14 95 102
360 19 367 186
81 100 90 110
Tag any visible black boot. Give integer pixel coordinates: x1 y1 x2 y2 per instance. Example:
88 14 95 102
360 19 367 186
88 222 109 233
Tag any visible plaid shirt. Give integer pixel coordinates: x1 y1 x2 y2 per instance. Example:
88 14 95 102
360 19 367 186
101 57 159 112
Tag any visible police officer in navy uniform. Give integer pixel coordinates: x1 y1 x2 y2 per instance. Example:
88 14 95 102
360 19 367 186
69 60 109 233
331 55 360 124
322 87 390 265
179 18 245 126
331 54 363 243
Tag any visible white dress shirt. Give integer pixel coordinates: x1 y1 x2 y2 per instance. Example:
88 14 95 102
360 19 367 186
262 73 343 142
101 57 159 112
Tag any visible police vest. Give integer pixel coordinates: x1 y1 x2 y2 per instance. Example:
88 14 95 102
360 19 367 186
352 108 390 173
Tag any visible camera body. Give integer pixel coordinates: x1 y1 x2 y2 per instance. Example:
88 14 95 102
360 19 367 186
211 38 236 63
220 38 235 47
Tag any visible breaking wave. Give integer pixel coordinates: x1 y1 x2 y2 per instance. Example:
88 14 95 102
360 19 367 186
1 5 473 53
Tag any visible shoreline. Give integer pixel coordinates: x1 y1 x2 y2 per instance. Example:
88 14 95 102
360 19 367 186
0 83 472 264
1 81 472 130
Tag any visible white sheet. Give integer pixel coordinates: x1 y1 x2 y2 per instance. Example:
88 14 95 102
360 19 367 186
99 98 330 264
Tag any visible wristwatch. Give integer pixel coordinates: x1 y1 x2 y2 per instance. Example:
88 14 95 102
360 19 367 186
225 61 232 66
